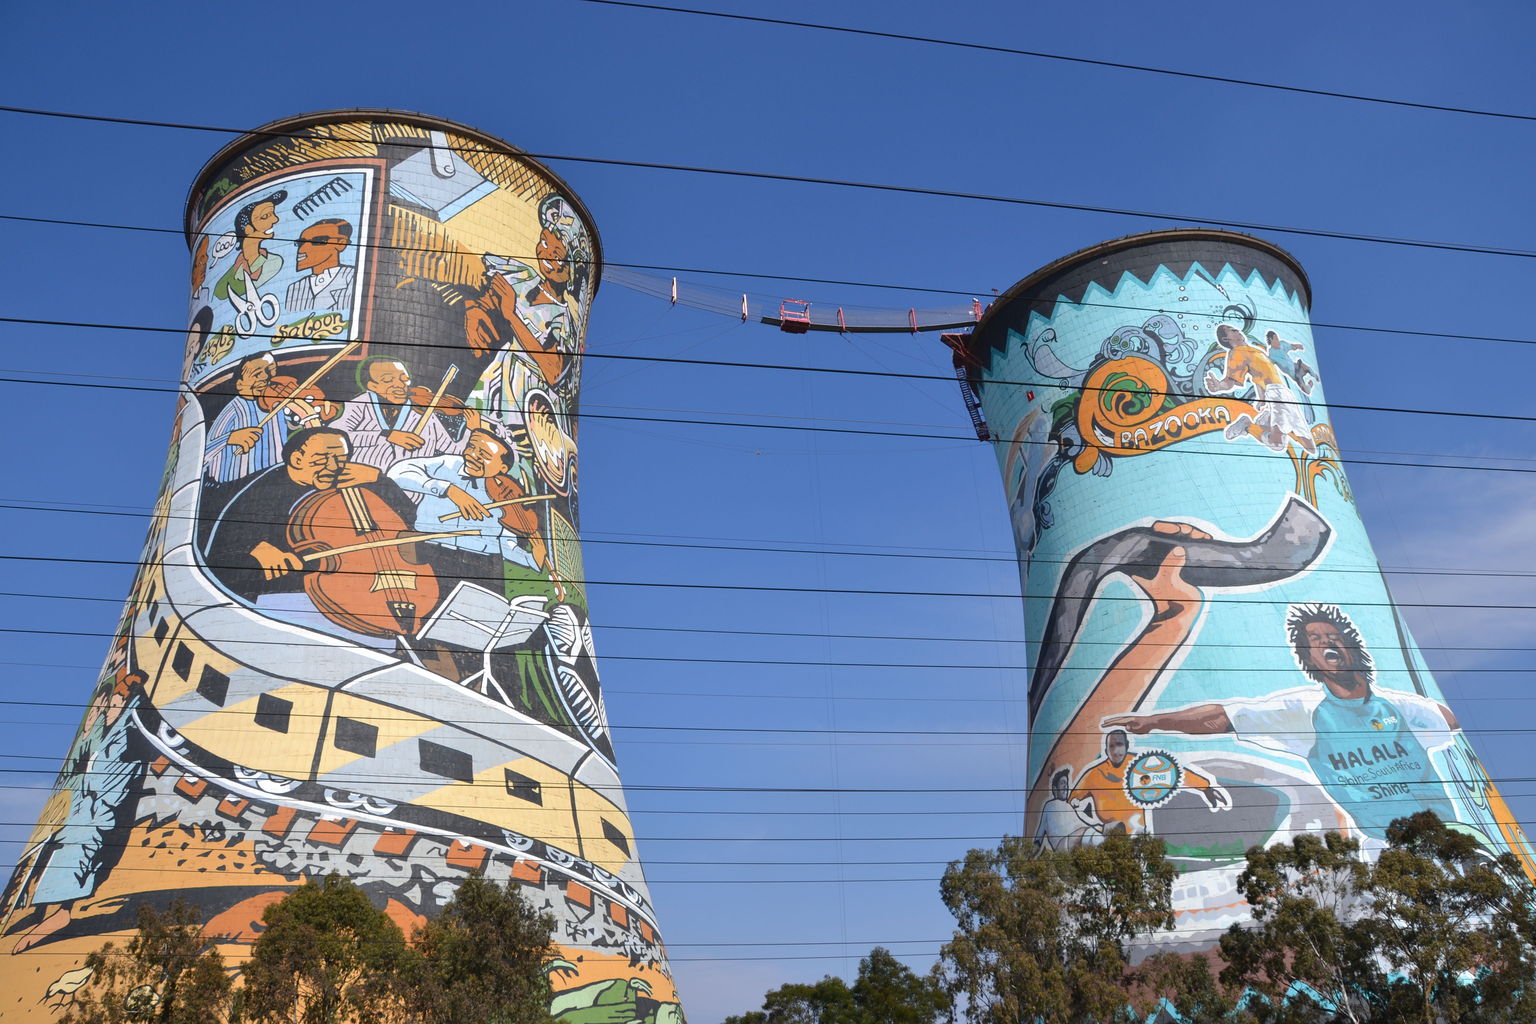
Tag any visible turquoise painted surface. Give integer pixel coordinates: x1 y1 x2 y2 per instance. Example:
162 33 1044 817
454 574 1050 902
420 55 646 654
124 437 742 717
976 248 1533 940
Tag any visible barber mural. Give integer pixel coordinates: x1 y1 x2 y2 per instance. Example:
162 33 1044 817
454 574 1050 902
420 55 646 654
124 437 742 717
1 112 678 1022
963 230 1536 946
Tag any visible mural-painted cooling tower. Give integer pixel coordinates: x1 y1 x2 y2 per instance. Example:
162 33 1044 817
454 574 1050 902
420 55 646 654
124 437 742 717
0 110 681 1021
961 229 1535 945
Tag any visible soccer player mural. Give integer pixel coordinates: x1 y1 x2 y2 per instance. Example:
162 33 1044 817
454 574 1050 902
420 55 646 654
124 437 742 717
0 112 679 1022
961 229 1536 948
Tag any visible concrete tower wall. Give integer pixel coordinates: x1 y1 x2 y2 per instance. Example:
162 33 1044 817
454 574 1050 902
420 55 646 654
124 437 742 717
0 110 680 1021
966 229 1534 947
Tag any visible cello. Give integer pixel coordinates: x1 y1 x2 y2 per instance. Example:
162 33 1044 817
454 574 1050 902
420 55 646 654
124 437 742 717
286 483 467 638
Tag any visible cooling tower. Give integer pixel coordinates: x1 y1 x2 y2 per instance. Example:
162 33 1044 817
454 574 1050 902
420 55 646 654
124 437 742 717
0 110 681 1021
960 229 1535 946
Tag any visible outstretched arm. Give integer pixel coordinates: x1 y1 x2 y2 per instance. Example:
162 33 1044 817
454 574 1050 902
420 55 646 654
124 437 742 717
1102 703 1234 735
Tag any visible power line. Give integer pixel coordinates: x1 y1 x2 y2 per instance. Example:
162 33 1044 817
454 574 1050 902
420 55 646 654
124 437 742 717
1 104 1533 260
3 690 1534 735
3 653 1532 701
0 761 1523 796
6 551 1536 610
580 1 1536 126
5 361 1536 478
0 564 1530 656
3 583 1530 663
1 594 1532 679
8 496 1536 583
0 803 1520 845
9 325 1536 451
0 212 979 299
11 309 1536 435
15 210 1536 356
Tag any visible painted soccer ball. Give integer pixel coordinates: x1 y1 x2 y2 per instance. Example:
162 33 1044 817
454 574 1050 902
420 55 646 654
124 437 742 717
1125 751 1183 808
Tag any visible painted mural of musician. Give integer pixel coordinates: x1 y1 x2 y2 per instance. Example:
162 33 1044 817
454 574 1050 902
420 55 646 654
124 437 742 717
202 427 429 645
203 353 338 484
387 427 550 586
465 195 594 419
336 357 462 472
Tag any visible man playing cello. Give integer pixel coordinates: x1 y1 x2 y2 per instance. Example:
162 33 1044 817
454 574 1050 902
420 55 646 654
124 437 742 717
203 427 424 646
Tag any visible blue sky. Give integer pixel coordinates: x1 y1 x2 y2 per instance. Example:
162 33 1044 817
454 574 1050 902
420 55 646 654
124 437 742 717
3 2 1535 1020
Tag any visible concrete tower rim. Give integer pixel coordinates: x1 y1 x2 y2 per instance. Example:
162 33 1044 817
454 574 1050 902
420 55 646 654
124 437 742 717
181 107 604 297
971 227 1312 356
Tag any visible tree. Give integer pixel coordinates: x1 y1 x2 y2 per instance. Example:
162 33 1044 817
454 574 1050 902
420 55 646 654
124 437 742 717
1218 830 1373 1024
723 975 857 1024
241 874 406 1024
850 947 947 1024
400 872 558 1024
723 946 945 1024
936 832 1201 1024
59 899 233 1024
1220 811 1536 1023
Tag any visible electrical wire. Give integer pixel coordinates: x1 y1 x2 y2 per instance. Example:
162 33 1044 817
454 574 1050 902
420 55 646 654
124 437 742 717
1 104 1532 260
3 690 1535 733
0 805 1521 846
4 549 1535 610
1 592 1533 678
578 1 1536 126
6 493 1536 582
4 362 1536 480
10 209 1536 357
9 310 1536 436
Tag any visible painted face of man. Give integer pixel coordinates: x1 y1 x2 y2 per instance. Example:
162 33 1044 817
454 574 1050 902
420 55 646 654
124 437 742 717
366 361 412 405
235 356 276 400
192 236 210 292
1216 324 1243 349
296 223 348 273
1302 620 1368 696
463 433 510 479
536 228 571 286
289 434 350 490
1107 733 1129 766
248 201 279 241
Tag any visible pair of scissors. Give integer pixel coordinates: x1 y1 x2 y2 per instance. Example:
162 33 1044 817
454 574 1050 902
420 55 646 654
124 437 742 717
229 268 280 337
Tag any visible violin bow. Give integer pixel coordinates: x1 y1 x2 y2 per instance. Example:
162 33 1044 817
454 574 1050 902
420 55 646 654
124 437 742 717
255 340 362 430
297 529 481 563
437 493 557 522
413 365 458 429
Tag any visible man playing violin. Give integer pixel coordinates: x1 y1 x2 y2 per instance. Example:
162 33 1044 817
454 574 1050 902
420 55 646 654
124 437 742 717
204 427 417 617
388 428 550 588
337 356 461 472
203 353 337 484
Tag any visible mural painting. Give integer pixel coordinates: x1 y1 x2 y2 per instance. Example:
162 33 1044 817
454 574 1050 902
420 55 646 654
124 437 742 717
1 112 679 1023
965 231 1535 947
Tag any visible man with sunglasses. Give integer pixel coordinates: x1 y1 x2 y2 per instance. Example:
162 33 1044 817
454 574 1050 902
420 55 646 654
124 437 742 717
285 218 357 313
